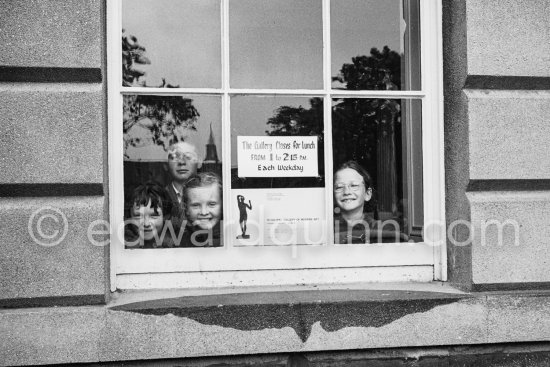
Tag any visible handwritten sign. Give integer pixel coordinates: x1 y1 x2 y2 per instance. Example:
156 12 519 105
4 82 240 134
237 136 318 177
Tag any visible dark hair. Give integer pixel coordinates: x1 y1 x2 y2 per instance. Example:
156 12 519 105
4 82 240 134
125 182 172 219
334 160 374 190
183 172 223 208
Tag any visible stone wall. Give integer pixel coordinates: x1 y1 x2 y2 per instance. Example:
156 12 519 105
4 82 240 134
0 0 107 303
444 0 550 290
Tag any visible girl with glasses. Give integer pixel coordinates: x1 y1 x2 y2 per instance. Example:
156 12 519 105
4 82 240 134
333 161 377 244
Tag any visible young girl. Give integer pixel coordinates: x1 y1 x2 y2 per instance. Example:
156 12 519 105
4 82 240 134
124 182 175 248
333 161 377 244
182 172 223 247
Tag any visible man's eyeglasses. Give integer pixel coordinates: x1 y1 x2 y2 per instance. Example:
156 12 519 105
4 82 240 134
168 151 198 163
334 181 364 193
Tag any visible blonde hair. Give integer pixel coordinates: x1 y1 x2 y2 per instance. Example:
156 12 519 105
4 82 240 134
183 172 222 207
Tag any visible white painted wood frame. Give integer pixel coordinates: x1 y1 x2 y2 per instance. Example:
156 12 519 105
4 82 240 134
107 0 445 290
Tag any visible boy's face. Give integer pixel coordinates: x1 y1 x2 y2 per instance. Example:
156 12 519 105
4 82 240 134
167 142 199 184
186 184 222 230
130 201 164 241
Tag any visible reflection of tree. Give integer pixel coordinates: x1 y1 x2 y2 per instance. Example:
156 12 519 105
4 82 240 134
122 30 150 87
266 97 324 138
266 47 403 216
233 98 324 189
123 95 199 151
333 46 401 91
122 31 199 152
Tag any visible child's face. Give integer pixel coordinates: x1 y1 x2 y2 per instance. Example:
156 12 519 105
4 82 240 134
334 168 372 214
186 184 222 230
130 201 164 241
167 142 199 183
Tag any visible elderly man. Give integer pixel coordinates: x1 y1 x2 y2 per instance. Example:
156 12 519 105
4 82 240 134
164 141 201 224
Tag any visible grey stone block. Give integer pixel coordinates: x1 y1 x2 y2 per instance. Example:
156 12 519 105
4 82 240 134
0 84 103 184
443 0 473 289
100 310 178 361
468 191 550 284
487 293 550 343
0 306 104 366
100 309 300 361
305 297 487 350
466 0 550 76
0 196 106 299
0 0 102 68
467 90 550 179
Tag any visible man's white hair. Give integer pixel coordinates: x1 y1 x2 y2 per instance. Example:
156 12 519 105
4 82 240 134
167 141 202 165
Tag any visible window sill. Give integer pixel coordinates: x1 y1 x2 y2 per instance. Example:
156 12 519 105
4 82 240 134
5 284 550 365
108 282 468 342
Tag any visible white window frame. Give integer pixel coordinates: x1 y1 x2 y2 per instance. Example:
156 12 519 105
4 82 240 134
107 0 445 291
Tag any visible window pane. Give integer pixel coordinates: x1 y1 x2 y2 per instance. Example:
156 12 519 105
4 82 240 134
229 0 323 89
123 95 223 248
331 0 421 90
332 98 423 244
231 96 325 246
231 96 324 189
122 0 221 88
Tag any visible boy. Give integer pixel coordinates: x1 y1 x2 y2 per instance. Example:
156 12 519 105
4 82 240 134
124 182 174 248
182 172 223 247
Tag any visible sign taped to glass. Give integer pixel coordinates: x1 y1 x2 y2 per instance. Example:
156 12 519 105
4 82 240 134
237 136 319 177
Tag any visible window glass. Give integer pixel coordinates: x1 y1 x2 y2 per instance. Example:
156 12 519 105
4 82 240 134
231 96 325 246
229 0 323 89
332 98 423 243
122 0 221 88
331 0 421 90
231 96 325 189
113 0 442 283
123 94 223 248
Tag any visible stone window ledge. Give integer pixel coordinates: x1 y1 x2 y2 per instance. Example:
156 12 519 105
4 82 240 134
108 282 469 342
